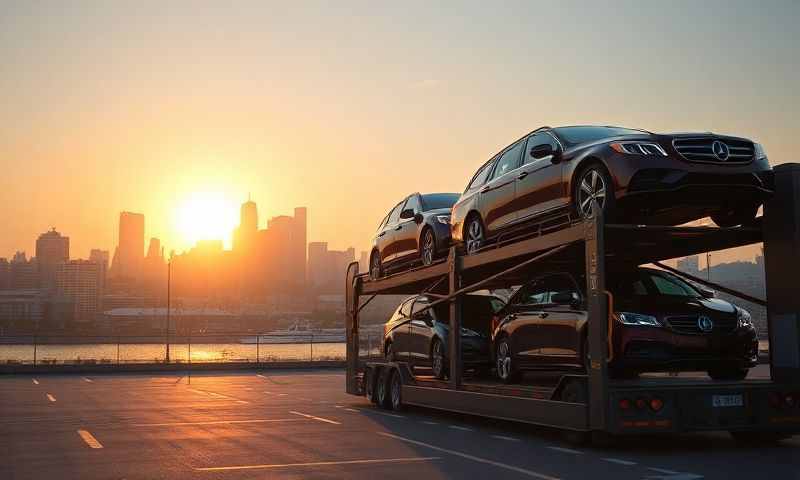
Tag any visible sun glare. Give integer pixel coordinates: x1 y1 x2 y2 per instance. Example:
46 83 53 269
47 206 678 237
174 192 238 250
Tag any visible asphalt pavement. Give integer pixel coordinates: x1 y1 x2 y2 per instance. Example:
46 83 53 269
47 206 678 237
1 367 798 480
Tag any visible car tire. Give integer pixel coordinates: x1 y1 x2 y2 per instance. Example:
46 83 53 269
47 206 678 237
376 367 393 409
464 214 486 255
573 164 615 221
431 338 448 380
711 205 759 228
559 378 591 445
365 367 378 404
369 251 383 280
708 366 749 381
495 337 521 384
420 227 436 266
389 370 404 411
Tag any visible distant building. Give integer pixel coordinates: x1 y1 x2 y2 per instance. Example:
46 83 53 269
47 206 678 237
55 260 103 324
143 238 165 294
10 252 38 290
307 242 355 293
676 255 700 275
111 212 145 281
104 307 238 334
35 228 69 290
0 289 47 333
0 258 10 290
89 249 109 297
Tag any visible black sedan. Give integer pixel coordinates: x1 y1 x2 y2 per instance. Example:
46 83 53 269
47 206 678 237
369 192 459 279
451 125 773 254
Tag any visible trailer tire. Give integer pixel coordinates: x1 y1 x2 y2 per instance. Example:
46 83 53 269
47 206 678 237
365 367 378 404
389 369 404 411
559 378 591 445
376 367 393 409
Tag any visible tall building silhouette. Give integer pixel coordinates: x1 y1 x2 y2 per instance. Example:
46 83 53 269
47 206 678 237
233 197 258 253
10 252 38 290
55 260 103 325
89 249 109 302
35 228 69 290
112 212 145 281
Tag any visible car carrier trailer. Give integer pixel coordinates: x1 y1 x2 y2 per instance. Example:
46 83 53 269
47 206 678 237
345 163 800 444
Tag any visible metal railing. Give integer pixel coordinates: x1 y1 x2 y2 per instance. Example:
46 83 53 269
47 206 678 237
0 332 346 366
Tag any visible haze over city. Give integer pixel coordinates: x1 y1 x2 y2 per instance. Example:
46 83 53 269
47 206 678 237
1 1 797 263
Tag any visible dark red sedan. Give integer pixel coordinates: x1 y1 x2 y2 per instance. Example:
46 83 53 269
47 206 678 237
491 267 758 383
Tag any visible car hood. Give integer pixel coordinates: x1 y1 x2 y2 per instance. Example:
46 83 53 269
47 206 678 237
424 208 453 216
614 295 737 318
567 132 754 151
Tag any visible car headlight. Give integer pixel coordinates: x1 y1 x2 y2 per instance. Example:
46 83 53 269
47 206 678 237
618 312 661 327
737 307 753 329
436 215 451 225
754 143 767 161
610 142 668 156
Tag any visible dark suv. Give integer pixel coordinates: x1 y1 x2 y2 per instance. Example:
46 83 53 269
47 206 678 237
492 267 758 383
384 294 504 379
451 125 773 254
370 192 459 279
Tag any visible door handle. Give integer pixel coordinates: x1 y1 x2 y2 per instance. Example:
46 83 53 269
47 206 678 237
517 171 529 180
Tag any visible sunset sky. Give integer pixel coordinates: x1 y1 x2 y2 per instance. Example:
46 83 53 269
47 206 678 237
1 1 797 264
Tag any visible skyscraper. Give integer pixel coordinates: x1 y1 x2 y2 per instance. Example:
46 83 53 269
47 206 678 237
293 207 307 287
89 249 109 298
233 197 258 253
113 212 145 281
10 252 38 290
35 228 69 290
55 260 102 325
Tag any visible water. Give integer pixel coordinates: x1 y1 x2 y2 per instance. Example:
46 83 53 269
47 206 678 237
0 342 346 365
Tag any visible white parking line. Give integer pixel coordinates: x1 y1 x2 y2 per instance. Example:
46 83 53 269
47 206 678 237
491 435 520 442
378 432 560 480
289 410 341 425
46 394 56 402
194 456 441 472
134 419 305 427
77 430 103 449
449 425 474 432
648 467 681 475
547 446 583 455
422 421 439 425
32 379 39 385
345 408 359 413
603 458 637 466
82 377 93 383
256 374 266 378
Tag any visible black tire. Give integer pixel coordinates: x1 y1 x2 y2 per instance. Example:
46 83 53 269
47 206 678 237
365 367 378 404
420 228 436 266
495 337 521 384
708 366 749 381
369 250 383 280
559 378 590 445
389 370 404 411
384 342 395 362
711 205 759 228
463 213 486 255
376 368 392 409
573 164 615 221
431 338 448 380
730 431 793 445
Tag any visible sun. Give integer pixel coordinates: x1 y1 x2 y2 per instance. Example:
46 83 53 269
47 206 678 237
174 192 239 250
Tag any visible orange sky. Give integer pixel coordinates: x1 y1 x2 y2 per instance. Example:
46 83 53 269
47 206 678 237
1 2 796 265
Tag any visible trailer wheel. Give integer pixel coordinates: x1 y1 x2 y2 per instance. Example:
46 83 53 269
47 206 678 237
364 367 378 404
376 367 393 409
389 370 404 411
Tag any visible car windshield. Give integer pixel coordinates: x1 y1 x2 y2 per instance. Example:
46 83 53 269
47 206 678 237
552 126 647 145
421 193 459 211
610 269 701 298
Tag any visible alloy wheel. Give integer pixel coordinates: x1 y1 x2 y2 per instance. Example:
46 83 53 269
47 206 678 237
465 217 484 254
421 230 435 265
577 169 607 218
496 340 512 380
432 341 445 379
370 253 381 280
390 373 402 410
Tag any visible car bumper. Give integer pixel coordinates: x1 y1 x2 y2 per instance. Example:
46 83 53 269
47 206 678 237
430 221 453 253
612 325 759 372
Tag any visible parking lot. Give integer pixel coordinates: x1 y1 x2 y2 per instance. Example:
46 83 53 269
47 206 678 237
1 367 798 480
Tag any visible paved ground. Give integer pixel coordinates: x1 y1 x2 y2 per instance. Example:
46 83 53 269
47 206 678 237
1 367 798 480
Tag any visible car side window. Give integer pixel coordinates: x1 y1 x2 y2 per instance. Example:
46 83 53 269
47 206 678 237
489 140 524 181
399 298 414 317
517 274 580 306
523 133 559 166
387 200 405 225
411 297 430 319
404 195 421 214
467 158 496 191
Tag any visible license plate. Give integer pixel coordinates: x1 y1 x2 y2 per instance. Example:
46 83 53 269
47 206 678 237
712 394 744 408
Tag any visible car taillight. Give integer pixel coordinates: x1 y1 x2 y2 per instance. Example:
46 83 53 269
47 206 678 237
649 398 664 412
619 398 631 410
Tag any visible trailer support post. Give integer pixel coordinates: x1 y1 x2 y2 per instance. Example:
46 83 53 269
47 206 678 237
448 247 462 389
763 163 800 383
345 262 361 394
585 204 609 431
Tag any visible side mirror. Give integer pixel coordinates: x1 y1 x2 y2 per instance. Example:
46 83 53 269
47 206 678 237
551 291 576 305
413 212 424 224
530 143 555 159
399 208 415 220
699 288 715 298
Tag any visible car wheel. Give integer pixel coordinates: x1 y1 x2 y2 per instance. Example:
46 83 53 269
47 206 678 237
708 366 749 381
385 342 395 362
464 214 485 255
559 378 591 445
710 205 759 228
365 367 378 404
369 251 383 280
574 165 615 220
376 367 392 409
389 370 404 411
420 228 436 266
495 338 521 384
431 338 448 380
